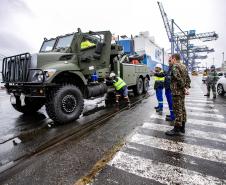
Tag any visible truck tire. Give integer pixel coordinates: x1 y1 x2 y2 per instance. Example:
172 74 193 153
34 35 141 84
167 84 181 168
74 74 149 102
217 84 225 96
12 96 45 114
133 78 144 95
143 77 149 93
46 85 84 124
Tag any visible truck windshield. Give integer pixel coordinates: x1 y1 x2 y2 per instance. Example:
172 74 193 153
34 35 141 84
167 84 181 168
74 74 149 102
40 39 56 52
55 34 74 49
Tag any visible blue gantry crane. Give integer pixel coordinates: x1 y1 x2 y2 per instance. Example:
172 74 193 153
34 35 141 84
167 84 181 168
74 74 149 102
157 1 218 70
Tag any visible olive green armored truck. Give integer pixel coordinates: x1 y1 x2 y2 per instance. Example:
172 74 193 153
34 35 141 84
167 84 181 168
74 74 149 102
1 29 150 124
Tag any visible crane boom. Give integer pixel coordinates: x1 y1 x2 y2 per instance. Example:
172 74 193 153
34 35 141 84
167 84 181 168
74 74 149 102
157 1 172 42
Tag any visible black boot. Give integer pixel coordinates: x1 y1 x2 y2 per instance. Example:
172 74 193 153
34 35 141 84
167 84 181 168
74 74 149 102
127 101 131 108
156 109 163 115
180 122 185 133
154 106 159 109
204 94 210 97
165 116 173 121
213 95 216 99
165 126 181 136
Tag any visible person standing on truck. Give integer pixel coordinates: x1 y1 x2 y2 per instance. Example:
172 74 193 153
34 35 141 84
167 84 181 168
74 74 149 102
107 72 131 107
154 63 165 115
164 59 175 122
204 65 218 99
165 54 191 136
80 38 95 49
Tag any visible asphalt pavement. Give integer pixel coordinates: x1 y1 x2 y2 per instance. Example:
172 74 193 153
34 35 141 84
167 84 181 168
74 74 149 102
1 76 226 185
91 76 226 185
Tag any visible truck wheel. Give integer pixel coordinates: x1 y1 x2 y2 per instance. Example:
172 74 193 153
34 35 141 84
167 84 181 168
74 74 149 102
46 85 84 124
12 97 45 114
143 77 149 93
133 78 144 95
217 84 225 96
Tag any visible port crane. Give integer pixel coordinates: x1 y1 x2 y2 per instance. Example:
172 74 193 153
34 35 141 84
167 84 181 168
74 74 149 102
157 1 218 70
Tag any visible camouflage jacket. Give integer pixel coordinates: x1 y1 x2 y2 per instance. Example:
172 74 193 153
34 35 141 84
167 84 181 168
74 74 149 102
206 70 218 84
170 63 191 96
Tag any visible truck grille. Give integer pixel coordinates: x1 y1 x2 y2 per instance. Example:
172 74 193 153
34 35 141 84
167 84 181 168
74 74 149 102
2 53 31 83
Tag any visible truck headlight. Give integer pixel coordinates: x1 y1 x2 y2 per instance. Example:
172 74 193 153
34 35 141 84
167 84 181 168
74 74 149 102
32 71 44 82
37 73 44 82
45 69 56 79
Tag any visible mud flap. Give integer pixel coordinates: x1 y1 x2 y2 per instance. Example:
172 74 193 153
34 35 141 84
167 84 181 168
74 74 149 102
10 94 16 105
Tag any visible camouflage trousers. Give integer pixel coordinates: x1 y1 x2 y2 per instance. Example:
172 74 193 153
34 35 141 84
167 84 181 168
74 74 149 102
207 83 216 96
172 95 186 126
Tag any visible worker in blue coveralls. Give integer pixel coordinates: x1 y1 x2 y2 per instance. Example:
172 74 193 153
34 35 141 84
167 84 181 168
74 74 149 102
154 63 165 115
164 58 175 122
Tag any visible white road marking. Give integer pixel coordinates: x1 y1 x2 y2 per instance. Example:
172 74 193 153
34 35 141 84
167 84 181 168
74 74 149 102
188 111 224 119
186 99 213 103
186 102 215 107
151 114 226 129
143 122 226 143
186 98 210 101
188 118 226 129
109 151 226 185
186 106 219 112
129 133 226 164
162 104 219 113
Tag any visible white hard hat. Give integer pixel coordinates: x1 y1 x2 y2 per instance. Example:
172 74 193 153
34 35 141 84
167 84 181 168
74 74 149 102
109 72 116 78
155 63 162 69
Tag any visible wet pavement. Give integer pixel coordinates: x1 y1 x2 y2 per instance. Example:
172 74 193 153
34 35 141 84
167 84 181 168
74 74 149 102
1 76 226 185
90 76 226 185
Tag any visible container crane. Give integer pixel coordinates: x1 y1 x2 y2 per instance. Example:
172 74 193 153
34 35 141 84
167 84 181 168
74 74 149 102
157 1 218 70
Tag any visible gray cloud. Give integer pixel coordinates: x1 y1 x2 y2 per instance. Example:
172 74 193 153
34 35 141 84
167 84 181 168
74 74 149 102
0 0 33 15
0 0 35 56
0 30 33 56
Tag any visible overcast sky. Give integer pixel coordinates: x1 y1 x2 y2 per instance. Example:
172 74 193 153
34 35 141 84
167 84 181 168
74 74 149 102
0 0 225 68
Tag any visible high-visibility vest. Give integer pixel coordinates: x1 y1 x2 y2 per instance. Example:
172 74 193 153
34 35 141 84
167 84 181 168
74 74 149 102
154 70 165 82
81 40 95 49
113 77 126 91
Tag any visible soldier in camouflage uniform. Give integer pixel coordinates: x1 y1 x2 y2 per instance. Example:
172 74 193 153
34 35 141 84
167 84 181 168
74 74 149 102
204 65 218 99
165 54 191 136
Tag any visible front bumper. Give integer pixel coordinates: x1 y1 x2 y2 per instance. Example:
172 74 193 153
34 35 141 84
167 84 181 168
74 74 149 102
5 83 58 97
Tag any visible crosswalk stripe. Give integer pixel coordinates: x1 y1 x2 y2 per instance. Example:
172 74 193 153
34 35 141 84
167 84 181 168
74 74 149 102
109 151 226 185
186 106 219 112
150 114 226 129
162 104 219 113
188 118 226 129
186 102 215 107
143 122 226 144
185 99 213 103
187 97 210 100
186 98 210 101
188 111 224 119
129 133 226 164
162 99 213 104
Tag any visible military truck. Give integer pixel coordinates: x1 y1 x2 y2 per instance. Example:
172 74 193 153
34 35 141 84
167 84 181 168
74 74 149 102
2 29 150 124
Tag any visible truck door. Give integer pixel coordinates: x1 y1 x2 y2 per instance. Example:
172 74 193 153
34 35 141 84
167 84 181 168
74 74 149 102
78 32 112 77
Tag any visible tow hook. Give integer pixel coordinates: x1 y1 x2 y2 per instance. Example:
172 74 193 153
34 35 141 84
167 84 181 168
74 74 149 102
10 93 16 105
20 93 26 106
